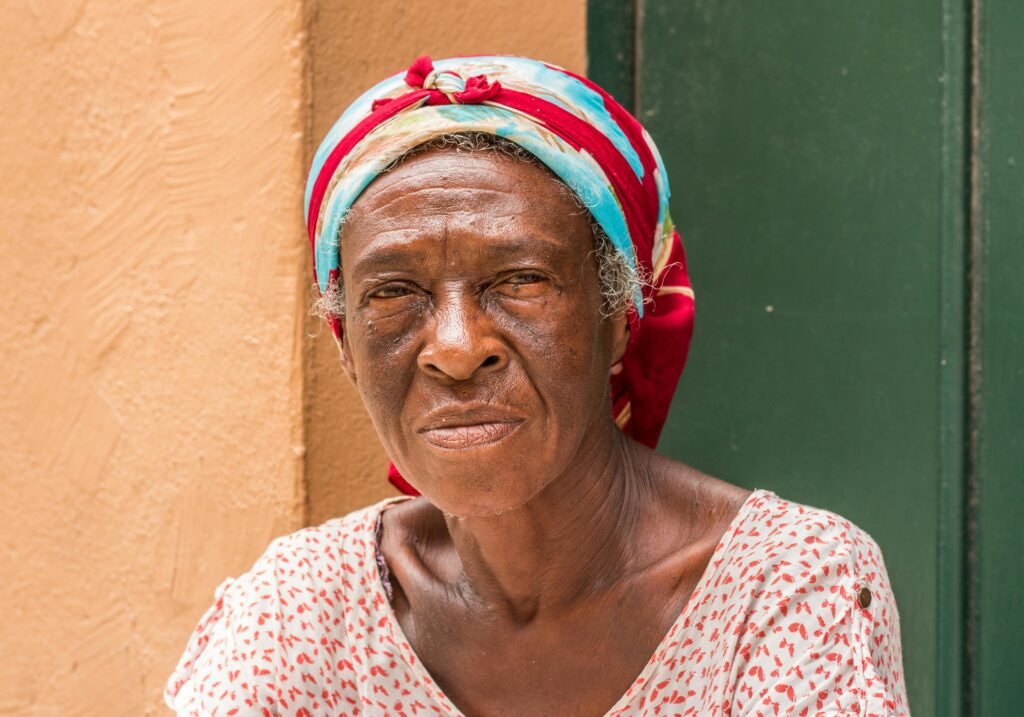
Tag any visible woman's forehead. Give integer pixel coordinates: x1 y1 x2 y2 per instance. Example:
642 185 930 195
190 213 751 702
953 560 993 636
341 149 591 268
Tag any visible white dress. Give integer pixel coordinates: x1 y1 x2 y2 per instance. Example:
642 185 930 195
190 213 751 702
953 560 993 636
166 489 909 716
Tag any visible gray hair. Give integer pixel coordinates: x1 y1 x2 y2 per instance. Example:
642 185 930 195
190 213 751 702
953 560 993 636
312 132 644 322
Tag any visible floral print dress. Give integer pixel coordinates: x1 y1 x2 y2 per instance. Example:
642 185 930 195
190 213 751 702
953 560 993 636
166 489 909 716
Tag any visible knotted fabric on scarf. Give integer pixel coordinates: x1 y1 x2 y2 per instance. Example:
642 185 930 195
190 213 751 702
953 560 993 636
305 55 695 495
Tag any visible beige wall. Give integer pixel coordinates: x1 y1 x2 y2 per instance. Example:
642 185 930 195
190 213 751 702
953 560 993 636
0 0 584 713
0 1 308 713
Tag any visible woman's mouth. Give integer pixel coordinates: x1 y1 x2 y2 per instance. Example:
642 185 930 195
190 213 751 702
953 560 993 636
418 419 524 450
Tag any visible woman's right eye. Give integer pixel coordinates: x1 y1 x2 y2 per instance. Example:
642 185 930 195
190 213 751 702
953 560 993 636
369 284 414 300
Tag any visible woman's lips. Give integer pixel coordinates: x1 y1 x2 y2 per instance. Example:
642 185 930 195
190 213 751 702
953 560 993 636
418 420 524 450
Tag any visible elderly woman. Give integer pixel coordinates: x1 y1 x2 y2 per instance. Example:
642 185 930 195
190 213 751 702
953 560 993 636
167 56 908 716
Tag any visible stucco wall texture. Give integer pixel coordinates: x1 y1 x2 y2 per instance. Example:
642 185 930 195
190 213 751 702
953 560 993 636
0 0 584 714
0 1 308 714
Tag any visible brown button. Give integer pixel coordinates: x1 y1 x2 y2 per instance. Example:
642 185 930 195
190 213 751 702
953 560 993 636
857 587 872 609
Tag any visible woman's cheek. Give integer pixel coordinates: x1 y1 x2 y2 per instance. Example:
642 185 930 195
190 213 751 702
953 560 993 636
495 291 577 341
352 313 421 407
503 297 597 363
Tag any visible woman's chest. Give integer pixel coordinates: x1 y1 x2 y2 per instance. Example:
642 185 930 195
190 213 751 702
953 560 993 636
391 579 700 717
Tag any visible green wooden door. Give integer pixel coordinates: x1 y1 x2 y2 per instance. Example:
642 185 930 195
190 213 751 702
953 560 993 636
590 1 1023 714
975 3 1024 716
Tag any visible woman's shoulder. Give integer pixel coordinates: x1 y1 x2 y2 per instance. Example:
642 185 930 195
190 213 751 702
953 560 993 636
705 490 908 714
205 495 408 612
284 495 405 546
727 488 890 580
164 496 407 714
200 496 401 595
655 459 888 579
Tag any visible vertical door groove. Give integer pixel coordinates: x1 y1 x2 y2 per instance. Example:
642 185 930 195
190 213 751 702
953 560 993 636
964 2 983 715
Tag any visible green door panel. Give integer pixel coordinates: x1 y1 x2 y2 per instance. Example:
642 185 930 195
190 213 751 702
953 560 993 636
976 1 1024 715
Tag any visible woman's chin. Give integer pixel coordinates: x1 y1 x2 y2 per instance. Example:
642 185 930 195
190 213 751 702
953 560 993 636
396 461 551 518
431 492 543 519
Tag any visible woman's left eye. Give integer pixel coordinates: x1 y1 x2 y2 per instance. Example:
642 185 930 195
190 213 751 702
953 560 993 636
495 272 548 298
505 272 545 286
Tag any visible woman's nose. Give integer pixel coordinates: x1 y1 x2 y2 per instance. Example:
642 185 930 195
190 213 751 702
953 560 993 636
417 295 508 381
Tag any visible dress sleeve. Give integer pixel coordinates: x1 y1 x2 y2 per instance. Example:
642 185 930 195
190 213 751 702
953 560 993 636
846 540 909 717
733 522 910 717
165 547 283 716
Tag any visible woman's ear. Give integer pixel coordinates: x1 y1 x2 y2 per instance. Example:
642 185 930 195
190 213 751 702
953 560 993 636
610 311 630 368
337 330 358 387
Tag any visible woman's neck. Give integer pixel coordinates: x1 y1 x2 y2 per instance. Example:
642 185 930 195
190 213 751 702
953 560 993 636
442 425 656 622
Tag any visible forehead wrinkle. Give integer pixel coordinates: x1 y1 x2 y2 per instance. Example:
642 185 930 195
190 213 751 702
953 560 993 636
345 202 527 251
378 161 523 188
357 185 530 220
475 234 570 261
347 232 434 276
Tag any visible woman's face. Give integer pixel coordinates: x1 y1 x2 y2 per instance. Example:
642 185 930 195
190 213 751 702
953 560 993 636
338 148 629 516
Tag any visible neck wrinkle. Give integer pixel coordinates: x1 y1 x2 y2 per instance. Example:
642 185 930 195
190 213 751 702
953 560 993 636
444 425 654 622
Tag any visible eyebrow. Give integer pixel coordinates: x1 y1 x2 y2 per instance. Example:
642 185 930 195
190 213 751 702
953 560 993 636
351 248 428 275
477 235 569 260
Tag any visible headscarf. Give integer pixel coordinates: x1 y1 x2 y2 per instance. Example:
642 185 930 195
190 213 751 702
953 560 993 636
305 55 695 495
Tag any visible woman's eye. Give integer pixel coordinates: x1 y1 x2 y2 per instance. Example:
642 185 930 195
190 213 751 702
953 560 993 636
506 272 545 286
369 284 414 300
497 272 548 297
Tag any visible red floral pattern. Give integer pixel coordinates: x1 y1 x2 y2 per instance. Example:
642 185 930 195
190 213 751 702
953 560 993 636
166 490 909 715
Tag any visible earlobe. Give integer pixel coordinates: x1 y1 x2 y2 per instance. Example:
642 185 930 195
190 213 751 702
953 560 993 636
337 332 358 387
610 312 630 367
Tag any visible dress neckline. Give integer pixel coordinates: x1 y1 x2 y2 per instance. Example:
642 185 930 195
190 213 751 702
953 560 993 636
366 488 771 716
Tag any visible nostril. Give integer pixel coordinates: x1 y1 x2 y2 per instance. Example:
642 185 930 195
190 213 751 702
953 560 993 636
481 354 501 368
